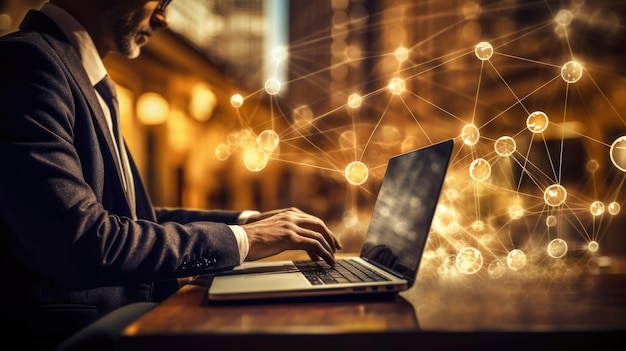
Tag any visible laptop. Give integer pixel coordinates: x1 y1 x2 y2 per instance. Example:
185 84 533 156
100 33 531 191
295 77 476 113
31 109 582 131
208 138 454 301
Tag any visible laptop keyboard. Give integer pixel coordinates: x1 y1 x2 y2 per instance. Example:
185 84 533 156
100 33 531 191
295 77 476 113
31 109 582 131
294 259 391 285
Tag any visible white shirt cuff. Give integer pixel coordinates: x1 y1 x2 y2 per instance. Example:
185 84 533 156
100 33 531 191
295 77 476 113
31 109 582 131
237 210 260 224
228 225 249 265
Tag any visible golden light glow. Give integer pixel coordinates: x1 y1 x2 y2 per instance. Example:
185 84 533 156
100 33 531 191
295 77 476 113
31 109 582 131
137 92 169 125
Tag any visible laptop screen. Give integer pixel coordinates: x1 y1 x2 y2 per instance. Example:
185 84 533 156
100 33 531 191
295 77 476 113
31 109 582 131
360 139 453 285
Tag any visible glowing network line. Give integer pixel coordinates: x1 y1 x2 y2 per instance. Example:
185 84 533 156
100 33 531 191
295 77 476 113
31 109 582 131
216 2 625 280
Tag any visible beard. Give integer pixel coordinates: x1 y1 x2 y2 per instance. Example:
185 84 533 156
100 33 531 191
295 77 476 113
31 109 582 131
105 5 151 59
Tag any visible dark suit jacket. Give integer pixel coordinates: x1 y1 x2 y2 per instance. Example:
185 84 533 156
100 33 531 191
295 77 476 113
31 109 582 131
0 10 241 343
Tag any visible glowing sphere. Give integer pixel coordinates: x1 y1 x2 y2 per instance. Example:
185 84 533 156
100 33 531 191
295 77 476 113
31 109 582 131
509 205 524 220
348 93 362 108
590 201 605 216
472 220 485 232
240 135 258 150
494 136 516 156
257 130 280 153
561 60 583 83
487 260 506 279
230 94 244 108
401 136 419 152
243 147 268 172
526 111 549 133
506 249 527 270
609 136 626 172
608 202 621 215
264 78 281 95
588 241 599 253
388 78 406 95
469 158 491 182
475 41 493 61
345 161 369 185
292 105 314 131
447 221 461 234
547 238 568 258
456 247 483 274
546 215 557 227
215 144 230 161
446 189 458 201
339 131 357 149
586 160 599 173
272 46 288 62
478 234 491 246
394 46 409 62
544 184 567 207
555 9 573 26
461 124 480 145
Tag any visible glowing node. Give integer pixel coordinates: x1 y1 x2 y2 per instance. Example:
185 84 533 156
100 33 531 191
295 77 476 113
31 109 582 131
447 221 460 234
544 184 567 207
509 205 524 220
526 111 549 133
271 46 288 62
264 78 281 95
487 261 506 279
547 238 568 258
345 161 369 185
388 78 406 95
469 158 491 182
586 160 599 173
561 60 583 83
588 241 599 253
257 130 280 154
555 9 574 26
546 215 557 227
461 124 480 145
230 94 244 108
479 234 492 246
446 189 458 201
590 201 605 216
292 105 314 131
215 144 230 161
243 147 268 172
608 202 621 215
472 220 485 232
609 136 626 172
506 249 527 270
401 136 419 152
348 93 362 108
474 41 493 61
394 46 409 62
444 255 456 269
339 131 357 149
456 247 483 274
494 136 516 157
240 135 258 150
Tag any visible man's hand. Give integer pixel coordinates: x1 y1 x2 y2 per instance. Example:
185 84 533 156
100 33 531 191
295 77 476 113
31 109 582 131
242 208 342 264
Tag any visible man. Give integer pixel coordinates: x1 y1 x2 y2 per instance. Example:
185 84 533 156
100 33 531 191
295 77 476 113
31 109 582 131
0 0 341 348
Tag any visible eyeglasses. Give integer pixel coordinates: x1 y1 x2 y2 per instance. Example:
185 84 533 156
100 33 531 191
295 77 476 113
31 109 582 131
158 0 172 12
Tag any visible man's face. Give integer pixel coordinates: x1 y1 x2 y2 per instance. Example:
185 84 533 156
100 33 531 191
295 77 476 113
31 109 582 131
104 0 169 59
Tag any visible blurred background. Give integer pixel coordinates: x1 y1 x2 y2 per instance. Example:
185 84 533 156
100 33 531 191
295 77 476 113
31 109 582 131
2 0 625 277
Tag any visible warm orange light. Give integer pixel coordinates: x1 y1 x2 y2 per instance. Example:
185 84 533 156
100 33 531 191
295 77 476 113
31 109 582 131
137 92 169 125
190 83 217 122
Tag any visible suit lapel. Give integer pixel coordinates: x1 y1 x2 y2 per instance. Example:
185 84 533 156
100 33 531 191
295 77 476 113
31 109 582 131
20 10 133 214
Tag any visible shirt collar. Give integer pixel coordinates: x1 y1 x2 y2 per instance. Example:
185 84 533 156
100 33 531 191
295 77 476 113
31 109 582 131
40 3 108 86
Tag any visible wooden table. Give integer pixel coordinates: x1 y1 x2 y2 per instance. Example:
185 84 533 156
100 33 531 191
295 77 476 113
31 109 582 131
116 254 626 350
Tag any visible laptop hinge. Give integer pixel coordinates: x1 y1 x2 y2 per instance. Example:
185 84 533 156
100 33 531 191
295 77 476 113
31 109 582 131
361 257 413 283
